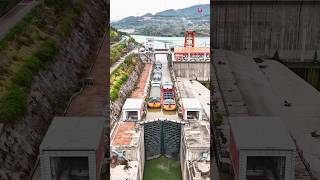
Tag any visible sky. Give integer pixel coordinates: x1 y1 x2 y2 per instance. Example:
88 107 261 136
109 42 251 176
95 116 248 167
110 0 210 21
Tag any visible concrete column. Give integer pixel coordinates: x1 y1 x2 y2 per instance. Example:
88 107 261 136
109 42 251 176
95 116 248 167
88 152 97 180
284 151 295 180
40 153 52 180
122 110 126 121
238 152 247 180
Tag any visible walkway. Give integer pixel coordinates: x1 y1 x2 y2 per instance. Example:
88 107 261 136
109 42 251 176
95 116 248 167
131 63 152 98
0 0 38 39
65 34 108 116
110 48 138 74
111 36 127 48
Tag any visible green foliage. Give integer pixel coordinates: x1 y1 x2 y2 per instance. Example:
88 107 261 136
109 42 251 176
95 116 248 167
6 49 19 61
110 54 138 102
0 84 27 123
214 113 223 126
0 40 58 123
44 0 68 12
11 64 33 88
110 42 127 65
58 12 77 37
0 0 82 123
128 37 137 45
110 89 119 101
0 5 40 49
34 39 59 63
110 30 119 43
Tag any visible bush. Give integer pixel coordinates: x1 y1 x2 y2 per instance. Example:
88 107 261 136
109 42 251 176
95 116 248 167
110 89 119 101
214 113 223 126
0 84 27 123
25 56 41 74
11 65 33 88
7 49 19 61
0 39 58 123
110 53 139 102
57 12 76 37
35 39 58 63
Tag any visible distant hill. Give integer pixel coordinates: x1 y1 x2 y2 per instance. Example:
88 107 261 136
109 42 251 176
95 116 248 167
154 4 210 17
111 4 210 37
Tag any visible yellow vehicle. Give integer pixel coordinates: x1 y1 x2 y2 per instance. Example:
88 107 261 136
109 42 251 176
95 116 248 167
163 99 176 111
148 99 161 108
148 84 161 108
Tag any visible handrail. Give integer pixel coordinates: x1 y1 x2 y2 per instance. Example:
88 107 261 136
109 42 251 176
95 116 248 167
63 31 107 115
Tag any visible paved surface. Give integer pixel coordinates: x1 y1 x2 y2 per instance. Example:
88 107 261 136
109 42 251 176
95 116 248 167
65 35 108 116
110 48 138 74
111 122 135 146
131 63 152 98
0 0 38 40
176 78 210 119
213 49 317 179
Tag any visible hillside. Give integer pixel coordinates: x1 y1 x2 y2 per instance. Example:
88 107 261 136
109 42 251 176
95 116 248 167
111 4 209 37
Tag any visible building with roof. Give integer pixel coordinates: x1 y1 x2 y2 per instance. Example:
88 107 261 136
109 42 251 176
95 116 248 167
172 47 210 81
229 116 295 180
181 98 203 121
173 47 210 62
39 117 105 180
110 122 144 180
121 98 144 121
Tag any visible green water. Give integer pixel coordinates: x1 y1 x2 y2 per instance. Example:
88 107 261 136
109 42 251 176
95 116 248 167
143 156 182 180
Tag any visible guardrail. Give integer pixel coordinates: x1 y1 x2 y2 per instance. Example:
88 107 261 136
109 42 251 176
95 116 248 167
63 31 107 115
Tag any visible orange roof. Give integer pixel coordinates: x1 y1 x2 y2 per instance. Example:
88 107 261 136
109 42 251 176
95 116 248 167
174 47 210 54
111 122 135 146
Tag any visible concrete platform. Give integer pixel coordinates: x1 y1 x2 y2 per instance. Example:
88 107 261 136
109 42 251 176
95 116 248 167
213 49 320 179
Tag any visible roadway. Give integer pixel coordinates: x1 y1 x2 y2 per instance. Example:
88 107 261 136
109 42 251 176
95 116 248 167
0 0 38 40
110 48 138 74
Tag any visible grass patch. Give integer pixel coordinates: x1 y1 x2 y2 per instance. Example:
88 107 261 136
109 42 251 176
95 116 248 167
0 0 83 123
110 42 127 65
143 156 182 180
0 84 27 123
0 39 58 123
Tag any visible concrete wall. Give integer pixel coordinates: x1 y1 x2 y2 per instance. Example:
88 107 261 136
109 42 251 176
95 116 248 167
238 150 295 180
212 2 320 61
40 150 97 180
173 62 210 81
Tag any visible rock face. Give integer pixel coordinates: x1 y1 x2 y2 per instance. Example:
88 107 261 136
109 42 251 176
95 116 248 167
212 1 320 60
0 1 106 179
110 59 145 129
